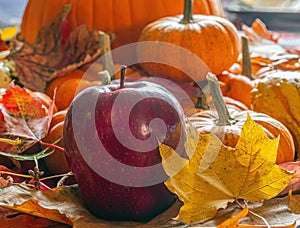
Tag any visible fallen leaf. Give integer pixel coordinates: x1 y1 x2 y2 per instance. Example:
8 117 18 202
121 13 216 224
0 184 298 227
0 26 18 41
0 165 25 184
278 161 300 196
0 206 70 228
160 114 293 224
199 197 299 227
0 184 173 227
0 82 55 155
247 18 280 43
0 176 12 188
238 222 296 228
8 4 104 92
289 190 300 214
2 82 46 118
216 204 296 228
242 20 300 72
217 206 248 228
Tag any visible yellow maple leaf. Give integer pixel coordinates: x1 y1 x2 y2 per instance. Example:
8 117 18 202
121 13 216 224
160 114 293 224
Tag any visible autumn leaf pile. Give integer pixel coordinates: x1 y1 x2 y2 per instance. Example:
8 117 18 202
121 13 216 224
0 2 300 228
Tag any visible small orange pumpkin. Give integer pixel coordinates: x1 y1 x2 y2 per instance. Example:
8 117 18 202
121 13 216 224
42 118 70 175
137 0 240 82
218 72 255 109
46 69 103 110
42 108 70 175
188 73 295 164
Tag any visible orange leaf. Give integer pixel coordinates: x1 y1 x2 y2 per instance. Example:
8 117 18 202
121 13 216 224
8 198 72 225
0 176 12 189
0 82 55 154
217 206 248 228
9 4 104 92
2 82 46 119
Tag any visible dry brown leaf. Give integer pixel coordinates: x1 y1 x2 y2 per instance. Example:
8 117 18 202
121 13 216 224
0 176 12 188
0 184 182 227
8 4 104 92
199 198 299 227
279 161 300 196
242 20 300 72
289 190 300 214
0 184 299 227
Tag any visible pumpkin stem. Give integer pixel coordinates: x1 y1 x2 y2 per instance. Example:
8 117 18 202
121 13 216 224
241 36 255 80
99 31 115 80
181 0 194 24
120 65 127 89
206 72 232 125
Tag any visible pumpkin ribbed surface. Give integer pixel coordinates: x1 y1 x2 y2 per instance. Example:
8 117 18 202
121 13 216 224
20 0 225 49
252 70 300 157
187 73 295 164
137 0 239 82
188 108 295 164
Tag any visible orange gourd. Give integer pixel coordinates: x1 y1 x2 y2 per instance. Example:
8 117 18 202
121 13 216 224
252 70 300 158
20 0 225 49
137 0 240 82
188 73 295 164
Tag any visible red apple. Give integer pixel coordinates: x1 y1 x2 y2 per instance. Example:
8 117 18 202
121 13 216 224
63 66 186 222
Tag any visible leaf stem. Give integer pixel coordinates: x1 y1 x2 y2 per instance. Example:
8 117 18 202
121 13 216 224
13 183 35 188
40 141 64 152
0 171 32 179
39 172 73 182
206 73 232 125
0 138 21 145
236 200 271 228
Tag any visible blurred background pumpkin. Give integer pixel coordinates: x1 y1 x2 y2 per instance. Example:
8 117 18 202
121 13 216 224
20 0 225 49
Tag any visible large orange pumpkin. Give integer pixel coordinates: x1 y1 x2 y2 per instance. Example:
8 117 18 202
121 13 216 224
20 0 225 49
188 73 295 164
136 0 240 82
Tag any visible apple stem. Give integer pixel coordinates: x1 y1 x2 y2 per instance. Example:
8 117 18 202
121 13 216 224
120 65 127 89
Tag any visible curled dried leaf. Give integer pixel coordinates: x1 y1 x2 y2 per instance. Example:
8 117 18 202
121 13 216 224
8 4 105 92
